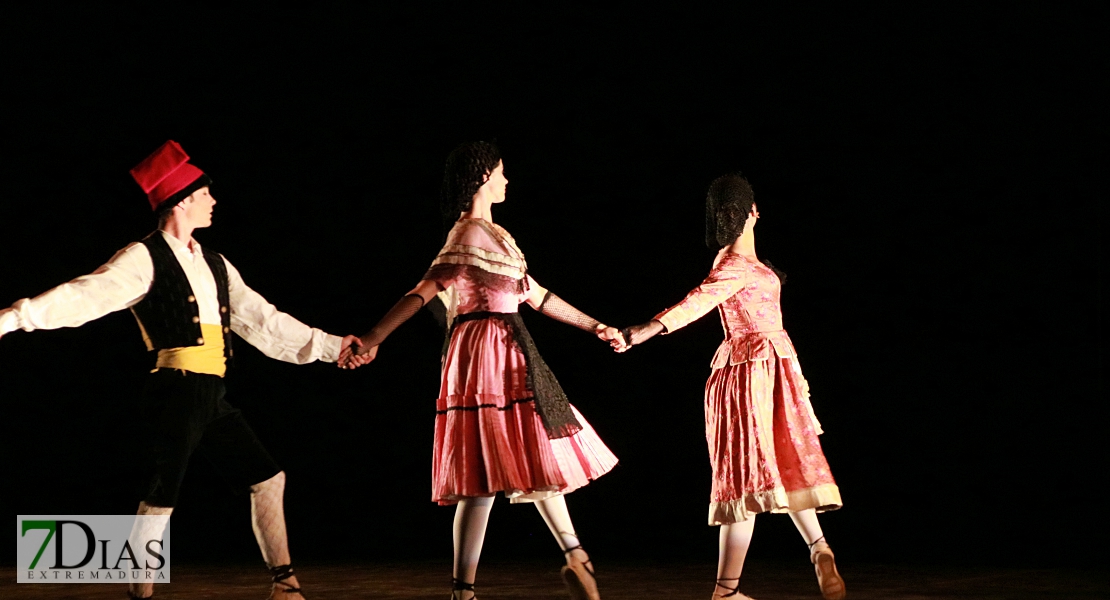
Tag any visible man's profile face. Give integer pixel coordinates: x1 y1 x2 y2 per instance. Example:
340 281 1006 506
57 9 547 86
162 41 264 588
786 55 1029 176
179 187 216 228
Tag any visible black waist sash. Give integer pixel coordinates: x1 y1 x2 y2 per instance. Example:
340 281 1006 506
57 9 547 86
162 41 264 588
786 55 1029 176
450 311 582 439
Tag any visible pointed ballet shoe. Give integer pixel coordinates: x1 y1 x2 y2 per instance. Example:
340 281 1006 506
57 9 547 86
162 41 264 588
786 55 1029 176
561 545 599 600
127 591 153 600
811 547 846 600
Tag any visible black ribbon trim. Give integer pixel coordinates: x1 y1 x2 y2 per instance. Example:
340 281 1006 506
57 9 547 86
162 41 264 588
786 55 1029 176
436 397 535 414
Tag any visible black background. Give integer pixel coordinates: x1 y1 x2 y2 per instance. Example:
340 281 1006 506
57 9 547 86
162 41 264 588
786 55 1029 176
0 4 1102 570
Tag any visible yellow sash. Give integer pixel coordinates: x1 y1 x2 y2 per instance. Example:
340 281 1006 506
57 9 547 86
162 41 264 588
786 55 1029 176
152 324 227 377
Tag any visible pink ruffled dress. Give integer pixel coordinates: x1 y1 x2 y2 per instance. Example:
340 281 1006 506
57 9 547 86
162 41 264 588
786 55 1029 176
423 219 617 505
656 252 841 524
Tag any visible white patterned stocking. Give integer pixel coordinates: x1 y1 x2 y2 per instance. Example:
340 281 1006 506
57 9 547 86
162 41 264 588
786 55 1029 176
127 502 173 599
250 472 302 598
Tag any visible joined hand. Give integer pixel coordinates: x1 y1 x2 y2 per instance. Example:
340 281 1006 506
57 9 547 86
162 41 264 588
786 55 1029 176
338 335 378 369
595 325 629 352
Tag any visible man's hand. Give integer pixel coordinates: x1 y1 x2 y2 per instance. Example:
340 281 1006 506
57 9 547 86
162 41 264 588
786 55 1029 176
0 309 14 340
335 334 375 368
338 335 360 369
343 344 378 368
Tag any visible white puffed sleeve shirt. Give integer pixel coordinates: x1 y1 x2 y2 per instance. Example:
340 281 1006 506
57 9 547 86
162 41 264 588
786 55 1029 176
0 231 341 364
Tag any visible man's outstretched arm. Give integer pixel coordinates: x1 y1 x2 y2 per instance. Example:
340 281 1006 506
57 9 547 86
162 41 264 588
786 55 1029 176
0 243 153 339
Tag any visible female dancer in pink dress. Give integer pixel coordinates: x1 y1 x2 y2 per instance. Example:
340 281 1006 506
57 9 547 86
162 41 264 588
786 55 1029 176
616 174 846 600
342 141 619 600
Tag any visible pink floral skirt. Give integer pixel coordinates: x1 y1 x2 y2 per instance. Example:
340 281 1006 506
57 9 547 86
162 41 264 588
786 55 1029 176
704 352 841 524
431 318 617 505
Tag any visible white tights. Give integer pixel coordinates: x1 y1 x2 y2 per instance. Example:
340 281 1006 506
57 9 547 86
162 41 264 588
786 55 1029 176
452 494 584 595
714 509 826 596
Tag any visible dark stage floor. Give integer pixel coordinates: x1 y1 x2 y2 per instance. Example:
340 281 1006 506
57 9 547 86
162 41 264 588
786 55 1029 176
1 560 1105 599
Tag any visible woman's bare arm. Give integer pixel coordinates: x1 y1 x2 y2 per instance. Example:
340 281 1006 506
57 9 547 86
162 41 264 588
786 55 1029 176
523 275 549 310
407 279 443 304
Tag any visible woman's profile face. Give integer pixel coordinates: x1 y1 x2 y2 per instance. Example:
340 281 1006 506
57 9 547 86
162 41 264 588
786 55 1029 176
480 160 508 203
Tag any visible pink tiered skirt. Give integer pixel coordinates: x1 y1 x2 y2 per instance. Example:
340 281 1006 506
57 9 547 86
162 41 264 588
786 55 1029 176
704 332 842 524
432 318 617 505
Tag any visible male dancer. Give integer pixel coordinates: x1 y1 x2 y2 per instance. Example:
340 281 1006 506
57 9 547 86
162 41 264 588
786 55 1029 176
0 140 359 599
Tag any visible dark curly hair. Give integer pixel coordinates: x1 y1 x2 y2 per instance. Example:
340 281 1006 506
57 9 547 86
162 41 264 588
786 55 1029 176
705 173 755 249
441 141 501 228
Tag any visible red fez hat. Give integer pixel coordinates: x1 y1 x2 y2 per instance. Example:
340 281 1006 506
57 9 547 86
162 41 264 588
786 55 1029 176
130 140 212 212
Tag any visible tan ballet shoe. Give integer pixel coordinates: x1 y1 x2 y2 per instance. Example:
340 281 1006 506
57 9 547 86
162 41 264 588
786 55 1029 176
561 545 600 600
811 546 846 600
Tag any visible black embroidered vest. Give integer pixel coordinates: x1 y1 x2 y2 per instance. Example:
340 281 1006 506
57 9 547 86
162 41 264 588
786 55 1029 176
130 232 234 361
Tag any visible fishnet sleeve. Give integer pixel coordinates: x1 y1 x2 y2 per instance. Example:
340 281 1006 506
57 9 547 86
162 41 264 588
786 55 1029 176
354 294 425 355
536 291 603 332
620 320 666 348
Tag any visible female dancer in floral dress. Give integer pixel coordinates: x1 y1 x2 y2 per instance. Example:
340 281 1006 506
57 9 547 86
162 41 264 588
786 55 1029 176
616 174 846 600
342 141 619 600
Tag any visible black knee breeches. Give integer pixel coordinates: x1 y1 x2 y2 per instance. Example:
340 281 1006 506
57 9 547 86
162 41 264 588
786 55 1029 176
137 370 281 507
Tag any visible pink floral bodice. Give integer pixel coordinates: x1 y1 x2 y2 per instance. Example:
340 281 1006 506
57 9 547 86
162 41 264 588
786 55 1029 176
656 253 798 368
